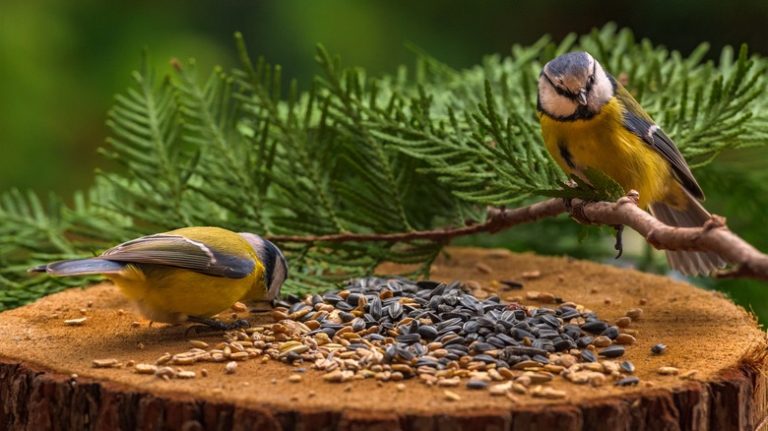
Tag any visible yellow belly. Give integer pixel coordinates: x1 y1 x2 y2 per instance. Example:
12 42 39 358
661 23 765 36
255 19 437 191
108 264 260 323
539 98 683 208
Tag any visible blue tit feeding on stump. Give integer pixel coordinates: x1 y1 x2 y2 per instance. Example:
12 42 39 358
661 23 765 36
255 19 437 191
536 51 725 276
29 227 288 329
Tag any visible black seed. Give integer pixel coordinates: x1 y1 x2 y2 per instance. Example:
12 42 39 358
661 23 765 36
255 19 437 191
459 295 478 310
472 342 495 353
466 379 489 389
428 296 442 310
418 325 438 340
503 355 523 365
559 309 581 320
370 298 382 319
599 345 625 358
438 325 463 336
538 329 560 339
620 361 636 374
416 357 439 367
397 333 421 344
540 314 561 328
288 302 307 314
395 346 414 361
347 293 362 306
351 318 366 332
366 333 386 342
388 302 403 319
473 354 496 364
323 293 343 304
444 353 459 361
437 318 462 330
581 350 597 362
511 328 535 340
577 336 593 348
499 280 524 290
416 280 441 290
532 338 555 352
554 338 574 352
496 333 517 345
601 326 620 339
581 320 608 333
384 345 397 363
651 343 667 355
563 324 582 340
336 301 354 311
532 354 550 364
504 346 548 357
444 336 466 346
615 376 640 387
477 316 496 328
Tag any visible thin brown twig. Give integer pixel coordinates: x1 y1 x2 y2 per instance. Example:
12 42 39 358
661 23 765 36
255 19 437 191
266 193 768 281
266 198 566 243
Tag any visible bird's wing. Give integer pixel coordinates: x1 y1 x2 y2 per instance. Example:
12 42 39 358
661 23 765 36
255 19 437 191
614 84 704 200
100 234 254 279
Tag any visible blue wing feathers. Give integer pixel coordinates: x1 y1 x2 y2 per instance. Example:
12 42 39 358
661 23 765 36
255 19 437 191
32 259 126 276
621 108 705 200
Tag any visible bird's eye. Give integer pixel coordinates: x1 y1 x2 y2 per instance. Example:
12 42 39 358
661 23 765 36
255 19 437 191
587 75 595 85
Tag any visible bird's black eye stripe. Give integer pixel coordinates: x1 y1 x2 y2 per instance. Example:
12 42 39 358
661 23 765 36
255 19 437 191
584 60 597 92
541 72 579 101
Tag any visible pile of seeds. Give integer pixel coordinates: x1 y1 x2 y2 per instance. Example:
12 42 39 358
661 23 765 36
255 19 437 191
122 277 661 397
276 277 640 393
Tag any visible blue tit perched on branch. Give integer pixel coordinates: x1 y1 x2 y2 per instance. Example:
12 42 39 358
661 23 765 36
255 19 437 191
29 227 288 329
537 51 726 276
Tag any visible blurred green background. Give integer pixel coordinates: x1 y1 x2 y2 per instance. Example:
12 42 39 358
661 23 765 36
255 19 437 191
2 0 767 318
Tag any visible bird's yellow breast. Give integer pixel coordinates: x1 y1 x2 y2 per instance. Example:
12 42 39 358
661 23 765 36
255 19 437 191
539 98 683 208
108 262 265 323
105 226 269 323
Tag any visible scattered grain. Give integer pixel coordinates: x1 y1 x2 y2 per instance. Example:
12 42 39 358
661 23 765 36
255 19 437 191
64 317 87 326
92 358 119 368
658 366 679 376
444 390 461 401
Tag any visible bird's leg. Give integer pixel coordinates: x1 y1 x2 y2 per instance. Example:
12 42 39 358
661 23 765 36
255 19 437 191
248 300 274 314
561 178 578 213
185 316 250 336
613 224 625 259
612 189 639 259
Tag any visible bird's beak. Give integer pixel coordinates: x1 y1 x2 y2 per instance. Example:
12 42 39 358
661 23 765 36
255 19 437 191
577 89 588 106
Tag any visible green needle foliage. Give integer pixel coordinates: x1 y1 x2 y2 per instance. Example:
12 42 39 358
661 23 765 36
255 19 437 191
2 24 767 310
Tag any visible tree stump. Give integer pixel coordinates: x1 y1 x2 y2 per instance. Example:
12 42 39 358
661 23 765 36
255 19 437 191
1 247 766 431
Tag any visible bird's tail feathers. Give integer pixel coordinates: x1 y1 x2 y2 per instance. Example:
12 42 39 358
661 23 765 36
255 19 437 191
649 194 726 276
28 259 125 277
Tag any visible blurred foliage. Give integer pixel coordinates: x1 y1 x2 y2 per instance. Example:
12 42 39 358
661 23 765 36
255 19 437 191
1 1 768 321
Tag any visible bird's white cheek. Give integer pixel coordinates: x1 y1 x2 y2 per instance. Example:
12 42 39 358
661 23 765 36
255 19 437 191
588 68 614 111
539 82 577 117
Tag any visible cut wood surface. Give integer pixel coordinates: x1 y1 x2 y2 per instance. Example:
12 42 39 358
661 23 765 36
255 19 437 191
1 247 767 431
